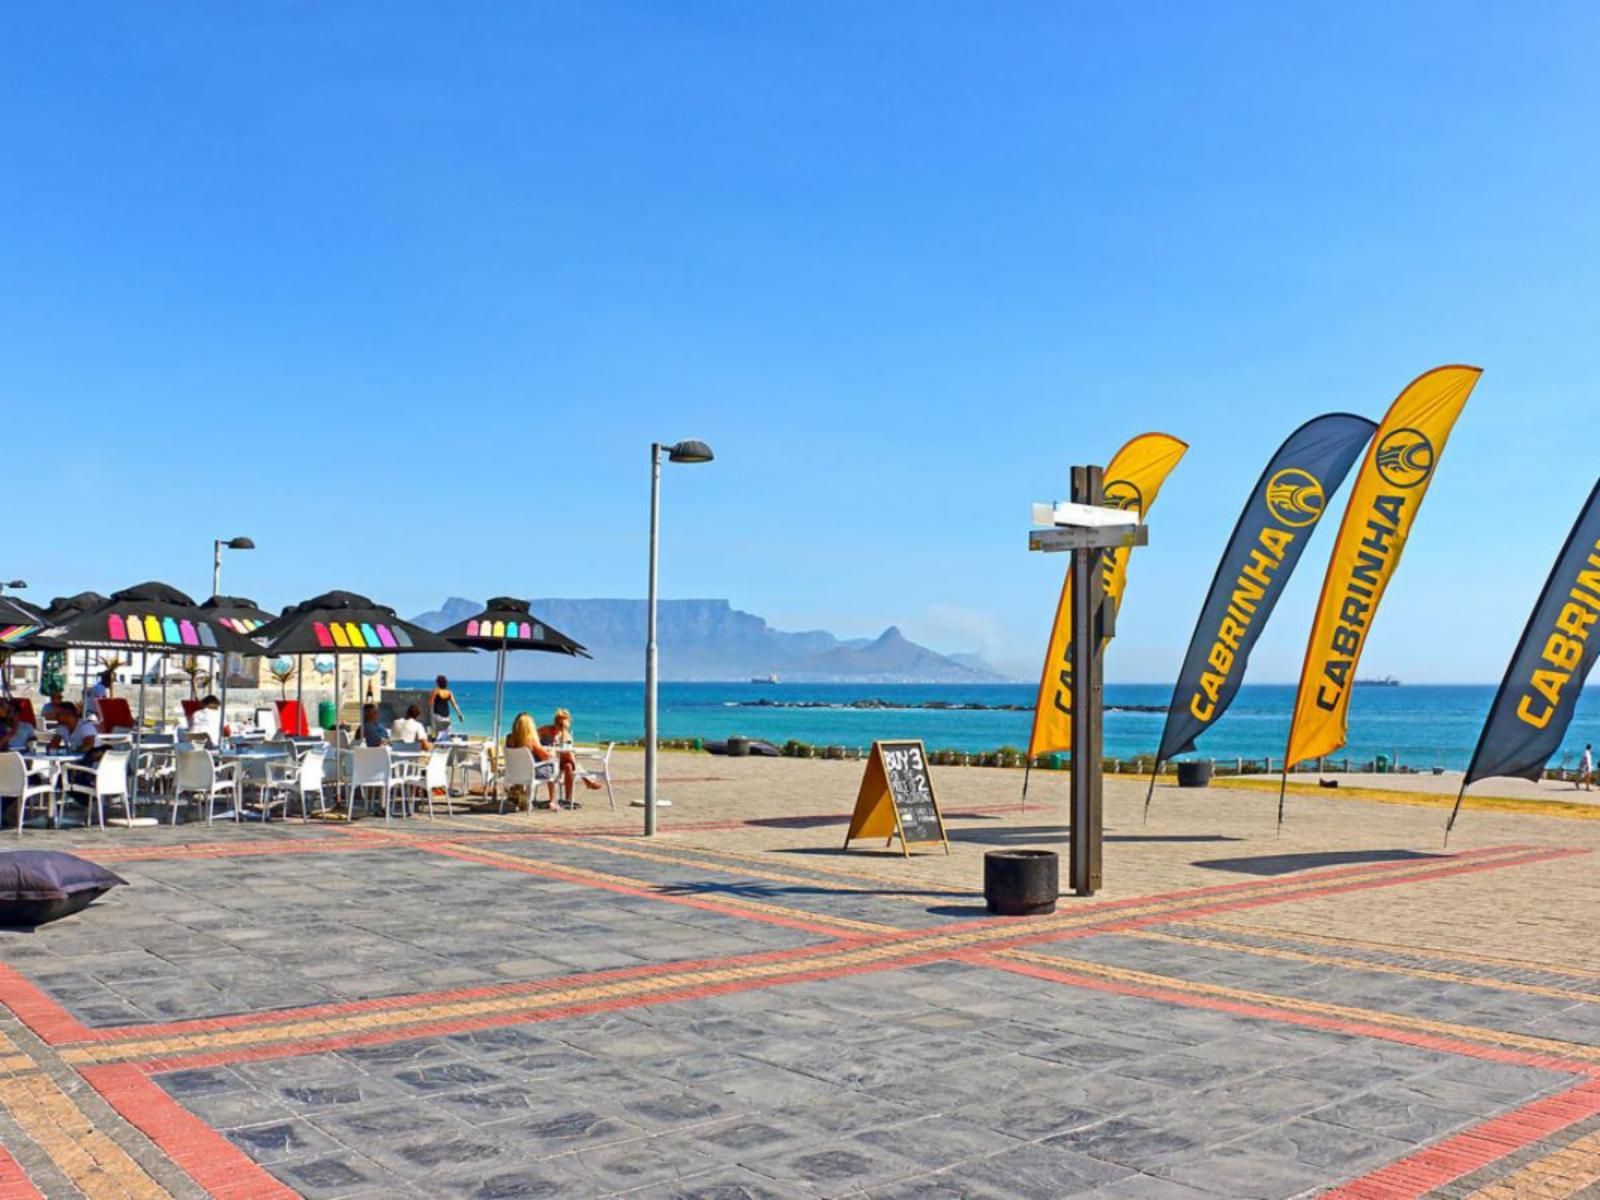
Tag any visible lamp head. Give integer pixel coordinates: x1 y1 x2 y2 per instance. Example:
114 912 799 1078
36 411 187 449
225 537 256 551
666 440 714 464
2 580 24 589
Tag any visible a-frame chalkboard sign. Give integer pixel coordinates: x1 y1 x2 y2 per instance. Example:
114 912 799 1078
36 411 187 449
843 740 950 856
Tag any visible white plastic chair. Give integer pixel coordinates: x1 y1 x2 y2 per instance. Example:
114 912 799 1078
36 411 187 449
574 743 617 811
136 735 178 799
499 747 556 815
0 752 56 834
62 749 132 831
261 744 327 823
403 744 452 819
450 741 491 796
174 748 240 825
350 746 410 824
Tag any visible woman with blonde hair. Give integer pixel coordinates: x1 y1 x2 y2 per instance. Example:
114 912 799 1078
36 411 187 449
549 708 602 806
505 712 557 809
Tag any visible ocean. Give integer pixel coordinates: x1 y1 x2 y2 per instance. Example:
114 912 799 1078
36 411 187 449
405 680 1600 771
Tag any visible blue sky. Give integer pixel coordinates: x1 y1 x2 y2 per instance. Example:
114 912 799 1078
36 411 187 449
3 2 1596 681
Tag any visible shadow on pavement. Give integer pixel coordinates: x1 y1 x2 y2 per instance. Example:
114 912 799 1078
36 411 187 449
949 825 1242 847
1190 848 1445 876
656 878 974 900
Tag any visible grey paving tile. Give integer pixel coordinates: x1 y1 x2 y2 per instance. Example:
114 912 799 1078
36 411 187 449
1314 1090 1481 1144
1041 1116 1204 1170
940 1142 1134 1198
849 1115 1023 1173
629 1165 817 1199
742 1140 918 1194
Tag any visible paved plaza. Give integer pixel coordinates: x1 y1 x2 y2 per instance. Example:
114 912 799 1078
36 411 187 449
0 754 1597 1198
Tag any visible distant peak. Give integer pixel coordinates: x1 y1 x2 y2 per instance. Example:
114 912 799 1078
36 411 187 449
875 626 907 644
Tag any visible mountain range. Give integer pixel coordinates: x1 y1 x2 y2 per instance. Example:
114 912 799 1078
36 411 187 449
406 598 1011 683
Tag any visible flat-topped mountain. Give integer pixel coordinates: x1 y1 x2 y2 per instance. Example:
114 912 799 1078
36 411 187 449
407 598 1010 683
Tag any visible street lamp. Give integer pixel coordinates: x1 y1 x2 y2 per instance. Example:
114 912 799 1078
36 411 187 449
211 537 255 598
642 439 714 836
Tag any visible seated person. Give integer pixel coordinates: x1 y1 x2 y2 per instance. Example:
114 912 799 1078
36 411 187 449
548 708 602 805
0 699 37 751
185 694 223 745
39 689 67 726
390 704 432 748
47 703 99 754
354 703 388 748
506 712 559 808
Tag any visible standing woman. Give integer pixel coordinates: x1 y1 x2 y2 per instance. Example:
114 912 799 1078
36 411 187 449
428 675 465 737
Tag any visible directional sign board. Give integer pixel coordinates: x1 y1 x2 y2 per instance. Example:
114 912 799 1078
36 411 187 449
1031 501 1140 528
1028 526 1148 553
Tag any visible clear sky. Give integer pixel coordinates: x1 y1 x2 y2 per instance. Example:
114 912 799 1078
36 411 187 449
3 2 1596 682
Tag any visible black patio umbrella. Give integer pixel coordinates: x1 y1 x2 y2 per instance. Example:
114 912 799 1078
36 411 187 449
251 592 466 813
0 596 45 696
248 590 461 657
0 595 44 642
199 594 275 637
202 595 299 732
29 583 264 819
438 597 589 758
31 593 108 700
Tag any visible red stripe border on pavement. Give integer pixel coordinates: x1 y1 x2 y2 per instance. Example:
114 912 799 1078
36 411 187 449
79 1063 301 1200
0 1145 43 1200
1320 1078 1600 1198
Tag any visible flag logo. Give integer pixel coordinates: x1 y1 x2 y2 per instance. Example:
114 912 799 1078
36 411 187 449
1264 468 1326 527
1375 427 1435 488
1104 480 1143 512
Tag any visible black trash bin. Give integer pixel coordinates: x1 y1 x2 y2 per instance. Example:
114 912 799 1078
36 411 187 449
726 736 751 757
1176 760 1214 788
984 850 1058 916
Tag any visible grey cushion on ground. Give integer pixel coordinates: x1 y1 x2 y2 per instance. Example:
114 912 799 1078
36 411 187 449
0 850 127 926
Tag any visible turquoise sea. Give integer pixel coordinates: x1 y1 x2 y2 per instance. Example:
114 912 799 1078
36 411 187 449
403 680 1600 771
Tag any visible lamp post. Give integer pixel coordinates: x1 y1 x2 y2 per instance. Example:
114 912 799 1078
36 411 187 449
643 439 714 836
211 537 255 598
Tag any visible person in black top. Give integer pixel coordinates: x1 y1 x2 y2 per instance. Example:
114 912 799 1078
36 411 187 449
428 675 464 736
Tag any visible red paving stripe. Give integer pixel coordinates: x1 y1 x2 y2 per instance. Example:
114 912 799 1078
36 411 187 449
1320 1078 1600 1198
423 843 865 937
0 963 93 1045
0 1146 42 1200
128 946 965 1075
65 938 859 1043
974 847 1596 960
64 843 1561 1047
79 1063 300 1199
15 843 1569 1055
967 952 1598 1078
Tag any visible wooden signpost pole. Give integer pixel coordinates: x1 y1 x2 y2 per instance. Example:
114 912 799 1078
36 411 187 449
1030 466 1145 899
1069 465 1105 896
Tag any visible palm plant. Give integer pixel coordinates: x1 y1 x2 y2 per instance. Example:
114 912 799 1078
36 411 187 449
269 659 297 700
97 654 126 696
179 655 211 700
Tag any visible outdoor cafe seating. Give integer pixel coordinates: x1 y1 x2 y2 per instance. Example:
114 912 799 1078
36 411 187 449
1 703 621 832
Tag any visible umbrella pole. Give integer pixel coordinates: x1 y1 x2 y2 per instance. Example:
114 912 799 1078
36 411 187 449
334 653 344 816
296 654 304 735
134 650 148 816
491 640 507 802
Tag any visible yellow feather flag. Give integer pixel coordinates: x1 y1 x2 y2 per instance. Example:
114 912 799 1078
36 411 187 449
1284 365 1482 768
1027 432 1188 757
